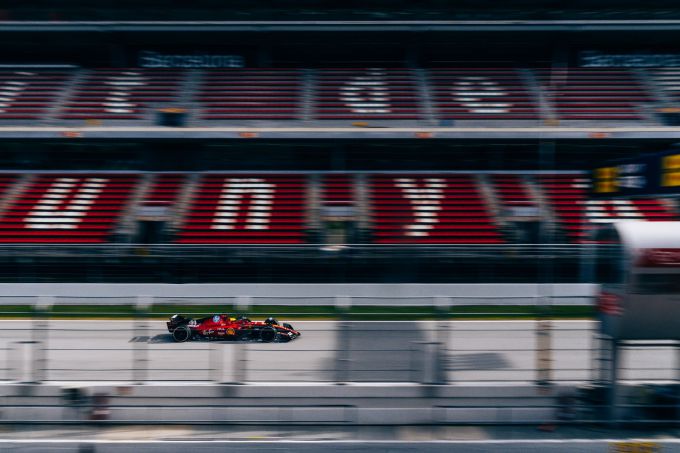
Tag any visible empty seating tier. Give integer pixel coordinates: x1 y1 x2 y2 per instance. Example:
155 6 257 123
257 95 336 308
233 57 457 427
3 66 680 124
321 174 354 206
649 68 680 104
199 69 303 120
0 70 72 120
429 68 539 120
177 175 307 244
538 174 677 243
0 174 138 243
61 69 185 120
535 68 650 120
369 174 504 244
490 174 536 209
142 174 185 207
0 174 16 199
315 68 421 120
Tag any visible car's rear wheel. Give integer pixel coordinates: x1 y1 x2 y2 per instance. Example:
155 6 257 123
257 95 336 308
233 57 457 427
172 325 192 342
260 326 277 343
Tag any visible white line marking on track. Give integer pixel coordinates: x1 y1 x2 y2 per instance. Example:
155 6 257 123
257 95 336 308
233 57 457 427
0 439 678 444
0 319 596 323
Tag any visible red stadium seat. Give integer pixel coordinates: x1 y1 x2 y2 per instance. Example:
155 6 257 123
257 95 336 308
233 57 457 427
537 174 678 243
176 174 308 244
199 69 302 120
0 174 138 243
60 69 185 120
0 70 73 120
368 174 504 244
429 68 539 120
315 68 422 120
534 68 650 120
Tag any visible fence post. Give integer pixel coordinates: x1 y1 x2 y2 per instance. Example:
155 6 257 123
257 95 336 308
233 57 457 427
335 295 352 384
231 295 252 384
535 293 553 386
433 296 451 385
133 295 152 384
31 295 53 383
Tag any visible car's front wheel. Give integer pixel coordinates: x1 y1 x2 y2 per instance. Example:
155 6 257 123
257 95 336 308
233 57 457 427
172 325 192 342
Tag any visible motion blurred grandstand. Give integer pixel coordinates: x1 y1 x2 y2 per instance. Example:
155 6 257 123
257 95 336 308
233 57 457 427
4 2 680 447
0 0 677 287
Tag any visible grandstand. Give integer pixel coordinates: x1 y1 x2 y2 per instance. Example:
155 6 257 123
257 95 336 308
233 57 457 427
0 1 676 285
3 1 680 444
0 66 678 126
0 170 672 246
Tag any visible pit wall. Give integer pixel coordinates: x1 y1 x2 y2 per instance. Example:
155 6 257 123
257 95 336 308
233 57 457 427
0 283 597 306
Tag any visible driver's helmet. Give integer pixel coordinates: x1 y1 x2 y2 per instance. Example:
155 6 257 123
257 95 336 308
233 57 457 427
264 317 279 326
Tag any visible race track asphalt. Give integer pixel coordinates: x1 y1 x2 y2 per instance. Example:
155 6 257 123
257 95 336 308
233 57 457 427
0 320 672 383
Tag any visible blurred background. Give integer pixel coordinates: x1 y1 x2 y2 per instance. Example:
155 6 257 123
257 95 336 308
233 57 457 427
0 1 679 452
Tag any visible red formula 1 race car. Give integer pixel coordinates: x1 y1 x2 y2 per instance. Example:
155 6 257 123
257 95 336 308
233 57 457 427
167 314 301 343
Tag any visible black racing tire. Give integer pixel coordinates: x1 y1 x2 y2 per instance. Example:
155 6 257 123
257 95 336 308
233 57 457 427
172 325 192 342
283 323 294 331
259 326 277 343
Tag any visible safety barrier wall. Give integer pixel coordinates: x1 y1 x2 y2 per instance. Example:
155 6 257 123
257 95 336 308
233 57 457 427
0 283 598 305
0 300 677 426
0 382 677 427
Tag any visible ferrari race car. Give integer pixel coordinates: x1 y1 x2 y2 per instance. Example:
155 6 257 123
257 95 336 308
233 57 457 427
167 314 301 343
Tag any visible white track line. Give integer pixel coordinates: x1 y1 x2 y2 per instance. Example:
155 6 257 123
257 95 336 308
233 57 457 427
0 439 676 444
0 319 595 323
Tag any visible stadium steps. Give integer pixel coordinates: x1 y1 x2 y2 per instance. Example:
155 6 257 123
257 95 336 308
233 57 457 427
177 69 203 126
0 174 32 219
42 69 83 126
641 67 680 125
167 172 201 236
306 173 322 242
114 173 153 240
537 173 592 243
476 174 512 241
413 68 438 125
519 68 556 124
524 175 563 243
664 197 680 216
300 69 316 122
354 173 372 243
629 68 667 125
318 173 357 246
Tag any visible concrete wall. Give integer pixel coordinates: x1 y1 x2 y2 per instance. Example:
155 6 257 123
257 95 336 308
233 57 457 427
0 283 597 305
0 383 563 425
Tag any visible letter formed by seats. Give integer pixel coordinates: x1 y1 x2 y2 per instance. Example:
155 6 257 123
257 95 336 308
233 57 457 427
395 178 445 237
211 178 274 230
452 76 510 115
340 69 392 114
24 177 108 229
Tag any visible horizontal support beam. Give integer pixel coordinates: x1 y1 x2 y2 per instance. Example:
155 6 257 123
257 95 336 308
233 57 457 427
2 126 680 140
4 20 680 33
